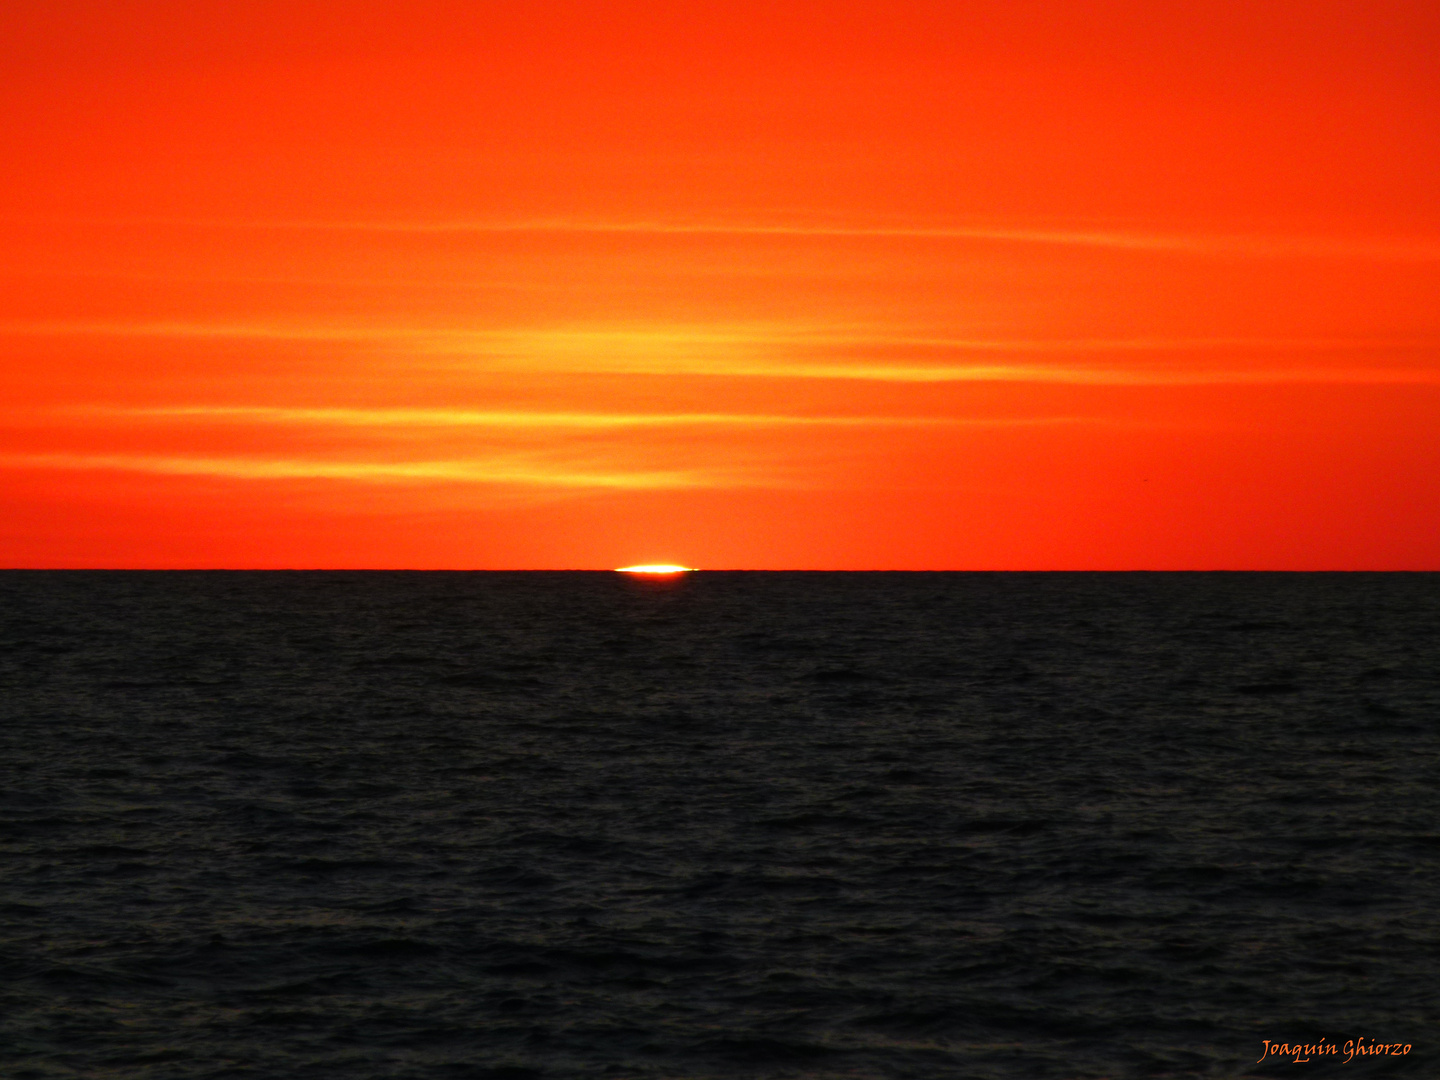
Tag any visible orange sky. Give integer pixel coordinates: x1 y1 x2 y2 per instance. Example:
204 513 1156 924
3 0 1438 568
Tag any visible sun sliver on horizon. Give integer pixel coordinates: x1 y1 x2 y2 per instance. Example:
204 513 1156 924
615 564 695 575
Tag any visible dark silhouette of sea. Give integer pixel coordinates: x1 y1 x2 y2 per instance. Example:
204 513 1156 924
1 571 1436 1079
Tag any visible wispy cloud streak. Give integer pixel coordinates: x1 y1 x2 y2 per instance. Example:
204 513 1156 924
0 452 730 490
16 215 1440 262
6 321 1438 385
81 406 945 429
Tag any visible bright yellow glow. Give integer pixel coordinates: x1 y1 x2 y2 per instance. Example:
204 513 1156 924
615 564 694 574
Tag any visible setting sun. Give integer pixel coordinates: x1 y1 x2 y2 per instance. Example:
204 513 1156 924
615 564 694 575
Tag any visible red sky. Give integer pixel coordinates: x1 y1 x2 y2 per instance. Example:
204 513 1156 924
3 0 1438 568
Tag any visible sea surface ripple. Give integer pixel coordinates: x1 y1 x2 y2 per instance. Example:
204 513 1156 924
1 571 1437 1078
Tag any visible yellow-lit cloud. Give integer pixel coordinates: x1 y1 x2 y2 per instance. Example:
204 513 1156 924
6 322 1438 385
0 452 729 490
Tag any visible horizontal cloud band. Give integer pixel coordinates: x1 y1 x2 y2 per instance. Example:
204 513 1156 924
0 453 730 490
6 322 1438 386
23 216 1440 262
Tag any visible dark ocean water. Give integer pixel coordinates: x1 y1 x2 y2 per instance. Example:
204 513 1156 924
2 571 1437 1079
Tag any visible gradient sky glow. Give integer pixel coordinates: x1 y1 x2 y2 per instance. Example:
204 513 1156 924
3 0 1439 568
